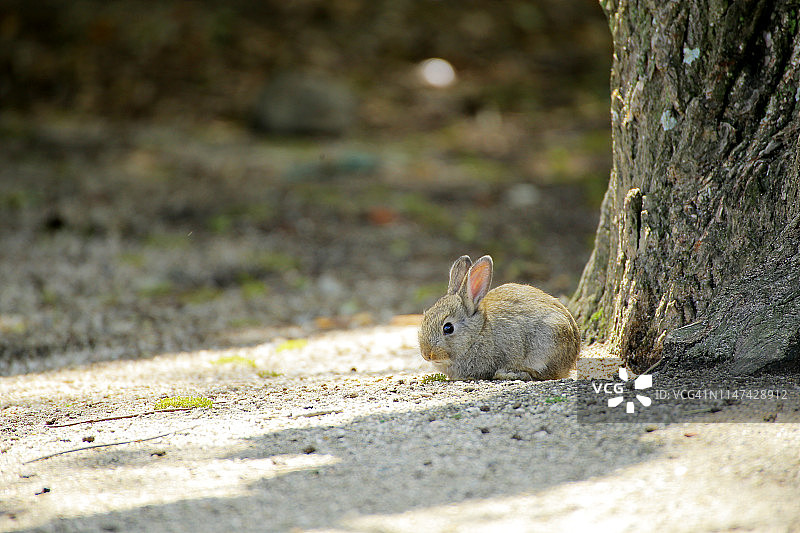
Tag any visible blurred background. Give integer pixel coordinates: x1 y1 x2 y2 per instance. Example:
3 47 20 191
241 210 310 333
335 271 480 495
0 0 611 374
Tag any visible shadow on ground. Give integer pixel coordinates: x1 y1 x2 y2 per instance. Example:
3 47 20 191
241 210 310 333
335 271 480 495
8 383 659 532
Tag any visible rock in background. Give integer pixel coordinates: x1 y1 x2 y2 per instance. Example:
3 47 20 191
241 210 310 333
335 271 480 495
252 73 357 137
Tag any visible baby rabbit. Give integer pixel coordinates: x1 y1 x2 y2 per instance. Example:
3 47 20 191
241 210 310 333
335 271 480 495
418 255 580 380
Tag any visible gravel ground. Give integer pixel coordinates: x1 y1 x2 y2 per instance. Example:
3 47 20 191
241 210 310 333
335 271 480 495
2 326 799 533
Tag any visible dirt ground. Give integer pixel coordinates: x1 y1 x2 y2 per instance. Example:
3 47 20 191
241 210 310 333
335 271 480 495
2 325 799 532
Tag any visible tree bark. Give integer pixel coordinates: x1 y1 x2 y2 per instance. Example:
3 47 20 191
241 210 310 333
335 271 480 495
572 0 800 374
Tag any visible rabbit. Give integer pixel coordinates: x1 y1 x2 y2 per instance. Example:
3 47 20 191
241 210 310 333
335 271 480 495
418 255 580 380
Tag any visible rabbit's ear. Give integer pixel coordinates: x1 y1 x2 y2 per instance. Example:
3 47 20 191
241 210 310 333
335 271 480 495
462 255 493 313
448 255 472 294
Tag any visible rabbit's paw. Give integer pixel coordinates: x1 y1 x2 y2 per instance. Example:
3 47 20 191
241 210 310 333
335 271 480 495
492 368 532 381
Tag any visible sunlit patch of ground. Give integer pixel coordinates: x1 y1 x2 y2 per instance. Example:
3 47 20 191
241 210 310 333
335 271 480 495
574 342 623 380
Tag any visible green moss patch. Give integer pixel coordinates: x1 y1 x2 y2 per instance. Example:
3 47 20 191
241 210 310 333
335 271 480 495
420 373 448 384
544 395 567 403
212 355 257 368
154 396 213 410
275 339 309 352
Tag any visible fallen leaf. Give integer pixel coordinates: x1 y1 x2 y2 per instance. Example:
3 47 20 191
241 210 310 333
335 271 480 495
367 206 399 226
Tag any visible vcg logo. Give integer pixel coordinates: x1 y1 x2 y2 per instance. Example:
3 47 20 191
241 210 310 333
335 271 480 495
592 368 653 414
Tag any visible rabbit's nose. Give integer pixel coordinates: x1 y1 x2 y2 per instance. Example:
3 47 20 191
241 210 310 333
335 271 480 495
419 343 439 362
421 346 448 362
420 346 433 361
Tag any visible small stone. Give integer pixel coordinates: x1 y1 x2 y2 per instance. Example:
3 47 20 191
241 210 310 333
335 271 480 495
151 450 167 457
504 183 541 209
252 73 356 137
511 433 524 440
512 401 522 409
82 435 95 443
479 427 490 434
302 445 316 454
463 387 476 392
479 405 491 412
317 274 346 298
644 425 658 432
314 317 337 330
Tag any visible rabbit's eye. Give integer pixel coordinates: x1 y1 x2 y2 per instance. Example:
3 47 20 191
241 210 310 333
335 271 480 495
442 322 454 335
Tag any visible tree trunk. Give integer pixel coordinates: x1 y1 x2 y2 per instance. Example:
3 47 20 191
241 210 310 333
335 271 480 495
571 0 800 374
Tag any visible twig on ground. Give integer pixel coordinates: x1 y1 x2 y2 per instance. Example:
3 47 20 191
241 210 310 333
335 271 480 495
642 355 666 375
683 407 722 415
46 408 194 428
290 409 343 418
23 426 197 464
